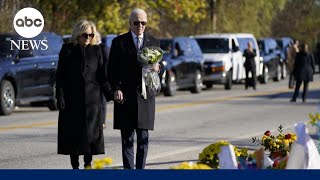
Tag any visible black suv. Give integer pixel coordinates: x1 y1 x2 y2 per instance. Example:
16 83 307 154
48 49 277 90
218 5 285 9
0 32 63 115
258 38 282 83
159 37 204 96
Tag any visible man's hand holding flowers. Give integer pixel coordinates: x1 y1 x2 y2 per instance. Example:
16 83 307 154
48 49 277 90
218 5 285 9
151 63 160 73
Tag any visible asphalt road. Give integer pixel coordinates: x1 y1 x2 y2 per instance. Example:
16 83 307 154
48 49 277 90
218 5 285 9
0 75 319 169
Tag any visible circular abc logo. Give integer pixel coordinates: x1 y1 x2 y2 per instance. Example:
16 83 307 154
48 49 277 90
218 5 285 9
13 7 44 38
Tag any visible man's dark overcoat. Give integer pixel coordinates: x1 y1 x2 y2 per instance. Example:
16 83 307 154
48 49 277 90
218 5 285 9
108 32 160 130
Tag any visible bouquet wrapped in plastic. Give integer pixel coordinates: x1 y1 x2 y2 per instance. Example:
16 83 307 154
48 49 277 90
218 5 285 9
137 46 163 99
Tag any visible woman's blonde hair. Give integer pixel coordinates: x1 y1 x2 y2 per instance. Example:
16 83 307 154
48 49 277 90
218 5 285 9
71 20 101 45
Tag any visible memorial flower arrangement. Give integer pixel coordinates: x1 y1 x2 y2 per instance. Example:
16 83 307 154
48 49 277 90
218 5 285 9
137 46 164 96
252 125 297 158
198 140 250 169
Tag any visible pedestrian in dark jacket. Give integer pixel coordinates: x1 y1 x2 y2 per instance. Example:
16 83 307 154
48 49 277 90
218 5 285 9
107 8 163 169
290 43 315 103
243 41 257 90
55 20 113 169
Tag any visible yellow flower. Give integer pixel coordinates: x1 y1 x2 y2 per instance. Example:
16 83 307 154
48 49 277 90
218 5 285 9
93 162 104 169
309 113 316 121
171 162 212 169
284 139 290 146
235 150 240 157
93 159 102 164
102 157 113 165
275 139 282 143
309 113 318 125
291 134 297 141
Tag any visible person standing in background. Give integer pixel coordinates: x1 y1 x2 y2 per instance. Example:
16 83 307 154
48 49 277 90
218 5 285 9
287 39 299 89
290 43 315 103
243 41 257 90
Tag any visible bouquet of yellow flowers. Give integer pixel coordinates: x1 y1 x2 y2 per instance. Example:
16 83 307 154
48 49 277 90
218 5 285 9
252 125 297 159
198 140 249 169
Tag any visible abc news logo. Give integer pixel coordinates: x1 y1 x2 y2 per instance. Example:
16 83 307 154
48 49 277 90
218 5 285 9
11 7 48 51
15 16 43 27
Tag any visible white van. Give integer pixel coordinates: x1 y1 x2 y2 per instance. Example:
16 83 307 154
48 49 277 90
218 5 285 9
235 33 263 80
194 34 244 90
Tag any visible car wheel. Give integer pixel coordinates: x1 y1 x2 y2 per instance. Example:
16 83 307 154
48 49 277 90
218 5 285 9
259 66 269 84
191 70 202 93
163 72 177 96
0 80 15 115
224 70 232 90
47 82 58 111
273 64 282 81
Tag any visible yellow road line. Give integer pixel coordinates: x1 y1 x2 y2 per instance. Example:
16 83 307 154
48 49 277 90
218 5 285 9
0 122 57 131
1 81 319 132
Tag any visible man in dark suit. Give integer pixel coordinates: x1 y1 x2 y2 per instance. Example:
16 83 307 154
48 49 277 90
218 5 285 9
107 8 162 169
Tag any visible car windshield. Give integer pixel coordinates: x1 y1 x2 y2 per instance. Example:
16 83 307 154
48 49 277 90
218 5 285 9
237 37 257 53
276 40 284 49
0 36 16 57
196 38 229 53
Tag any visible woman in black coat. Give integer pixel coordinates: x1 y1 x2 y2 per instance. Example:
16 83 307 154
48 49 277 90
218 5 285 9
243 41 257 90
55 20 113 169
290 43 315 103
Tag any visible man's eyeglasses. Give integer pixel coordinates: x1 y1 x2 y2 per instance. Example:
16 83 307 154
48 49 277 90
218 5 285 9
81 33 94 39
133 21 147 26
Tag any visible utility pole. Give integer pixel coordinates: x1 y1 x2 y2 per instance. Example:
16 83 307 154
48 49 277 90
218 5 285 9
210 0 217 33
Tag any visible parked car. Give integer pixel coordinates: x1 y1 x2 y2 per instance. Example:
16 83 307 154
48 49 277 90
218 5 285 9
235 33 263 81
0 32 63 115
101 34 117 59
62 34 72 43
276 37 293 78
257 38 282 83
193 34 243 90
159 37 204 96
